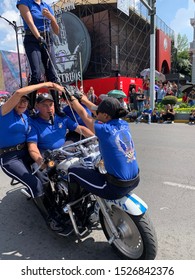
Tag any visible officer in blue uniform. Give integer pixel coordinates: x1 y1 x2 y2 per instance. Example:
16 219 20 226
27 93 94 156
67 94 140 201
63 102 92 142
16 0 62 114
0 81 66 232
26 93 94 233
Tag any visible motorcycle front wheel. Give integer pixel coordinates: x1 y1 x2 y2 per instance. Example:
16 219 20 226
99 206 157 260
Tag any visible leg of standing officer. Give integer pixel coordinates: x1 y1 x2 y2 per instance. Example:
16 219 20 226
24 36 43 109
41 43 65 116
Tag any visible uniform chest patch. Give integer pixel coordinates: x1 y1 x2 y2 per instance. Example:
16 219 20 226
115 131 136 163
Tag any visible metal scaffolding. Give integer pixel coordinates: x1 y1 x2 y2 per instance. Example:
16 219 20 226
52 0 174 105
53 1 152 79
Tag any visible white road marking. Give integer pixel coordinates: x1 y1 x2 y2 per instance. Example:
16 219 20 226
163 181 195 191
160 207 169 210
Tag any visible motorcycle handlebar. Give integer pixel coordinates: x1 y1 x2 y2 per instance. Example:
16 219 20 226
32 136 98 175
62 136 98 150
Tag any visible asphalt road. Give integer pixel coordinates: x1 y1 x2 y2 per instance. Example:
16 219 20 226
0 123 194 260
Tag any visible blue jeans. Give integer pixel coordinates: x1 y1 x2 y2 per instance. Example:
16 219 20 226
189 100 195 106
137 101 144 114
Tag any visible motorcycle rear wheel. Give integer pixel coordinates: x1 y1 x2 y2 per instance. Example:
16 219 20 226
99 206 157 260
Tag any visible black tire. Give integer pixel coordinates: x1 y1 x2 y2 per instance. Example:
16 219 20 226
99 206 157 260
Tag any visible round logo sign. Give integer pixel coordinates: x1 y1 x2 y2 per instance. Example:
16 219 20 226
164 38 168 50
53 12 91 85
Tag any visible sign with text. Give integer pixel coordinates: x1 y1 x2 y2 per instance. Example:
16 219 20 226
53 12 91 85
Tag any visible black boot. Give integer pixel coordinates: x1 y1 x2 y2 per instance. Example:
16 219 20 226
68 182 81 202
50 90 66 117
33 195 64 232
68 182 88 225
28 90 37 111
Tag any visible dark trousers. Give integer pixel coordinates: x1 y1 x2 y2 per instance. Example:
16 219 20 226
0 149 44 198
68 165 134 200
24 35 63 112
163 113 174 121
24 35 58 84
189 116 195 122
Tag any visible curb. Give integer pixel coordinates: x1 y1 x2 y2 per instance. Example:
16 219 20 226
174 120 188 123
125 119 189 124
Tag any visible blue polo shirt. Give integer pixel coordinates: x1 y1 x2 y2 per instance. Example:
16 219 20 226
143 108 152 114
63 104 92 126
94 119 139 180
16 0 54 31
0 107 29 148
27 115 78 152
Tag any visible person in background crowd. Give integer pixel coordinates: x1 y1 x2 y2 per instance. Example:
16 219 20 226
79 85 84 95
117 97 128 110
0 82 65 232
129 87 136 109
189 109 195 124
171 81 178 97
155 80 159 101
162 104 175 123
126 109 138 122
151 107 160 123
136 88 145 115
166 87 173 96
16 0 63 115
187 89 195 107
156 82 166 103
143 75 150 105
87 86 98 104
182 91 188 103
135 104 152 124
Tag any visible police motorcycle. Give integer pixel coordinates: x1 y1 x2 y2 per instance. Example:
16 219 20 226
18 134 157 260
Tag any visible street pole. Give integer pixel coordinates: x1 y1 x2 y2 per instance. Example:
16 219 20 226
0 16 23 88
149 0 156 110
140 0 156 110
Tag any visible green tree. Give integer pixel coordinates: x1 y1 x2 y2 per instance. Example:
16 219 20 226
172 34 191 78
177 34 189 52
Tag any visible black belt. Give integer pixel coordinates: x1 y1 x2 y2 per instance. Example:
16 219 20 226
0 143 26 156
106 172 140 188
25 30 49 36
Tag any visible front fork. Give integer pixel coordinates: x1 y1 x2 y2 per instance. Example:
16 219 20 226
96 193 148 244
96 196 120 243
62 194 120 242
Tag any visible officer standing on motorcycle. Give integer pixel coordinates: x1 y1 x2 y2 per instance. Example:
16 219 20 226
0 82 65 231
66 92 140 202
16 0 63 115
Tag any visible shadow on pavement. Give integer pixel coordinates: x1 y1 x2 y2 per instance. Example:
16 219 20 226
0 187 120 260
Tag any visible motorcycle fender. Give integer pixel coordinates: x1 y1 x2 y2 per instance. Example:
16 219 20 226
105 193 148 216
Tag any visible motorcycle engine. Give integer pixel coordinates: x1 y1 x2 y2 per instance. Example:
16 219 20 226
56 157 80 174
56 180 69 201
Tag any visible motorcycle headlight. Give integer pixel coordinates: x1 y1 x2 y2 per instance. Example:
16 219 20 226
48 160 55 168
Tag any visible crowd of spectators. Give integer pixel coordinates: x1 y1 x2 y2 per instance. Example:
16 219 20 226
126 78 195 125
2 79 195 127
